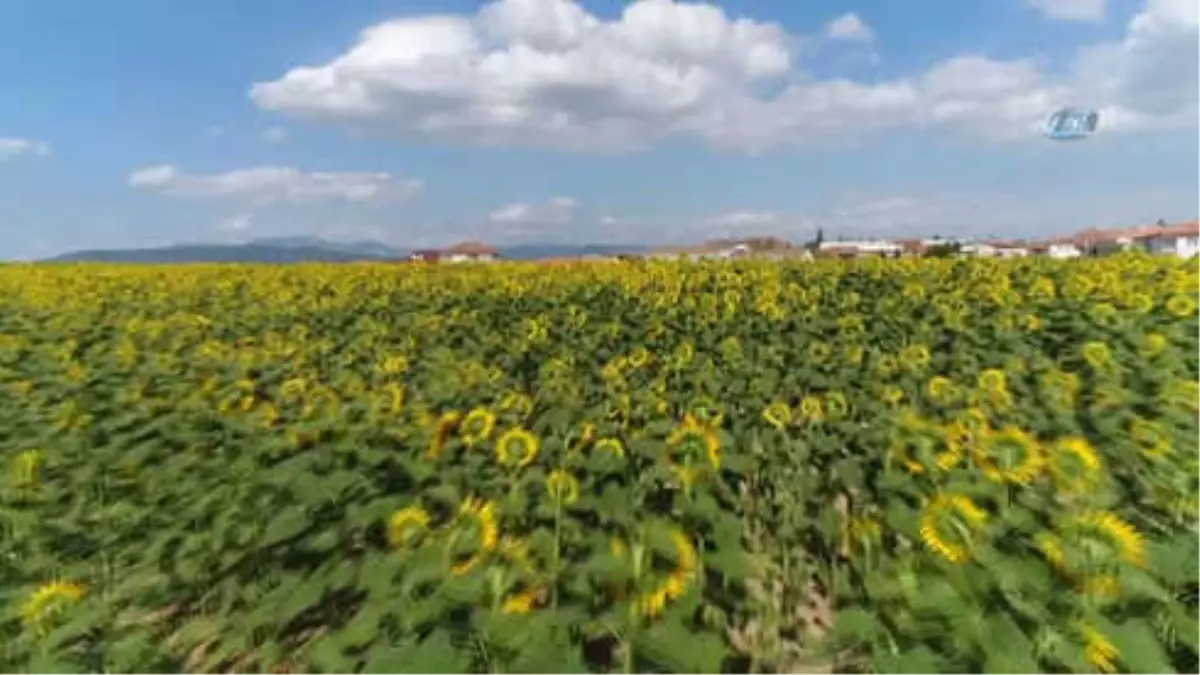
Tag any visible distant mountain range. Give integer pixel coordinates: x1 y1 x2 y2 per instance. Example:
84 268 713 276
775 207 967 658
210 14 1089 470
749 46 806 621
43 237 645 264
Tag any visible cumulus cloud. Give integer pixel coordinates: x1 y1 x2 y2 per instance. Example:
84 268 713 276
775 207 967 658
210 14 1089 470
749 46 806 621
1025 0 1107 22
489 196 577 224
128 165 424 205
250 0 1197 153
0 137 52 160
1072 0 1198 130
824 13 874 42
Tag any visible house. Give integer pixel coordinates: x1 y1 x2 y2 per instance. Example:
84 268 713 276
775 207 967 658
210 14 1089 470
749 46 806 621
644 236 803 261
964 239 1029 258
817 240 903 258
1133 221 1199 258
894 238 928 256
408 249 442 263
1029 237 1083 259
441 241 500 263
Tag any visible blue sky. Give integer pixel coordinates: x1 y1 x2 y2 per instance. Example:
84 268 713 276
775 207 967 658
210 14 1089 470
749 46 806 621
0 0 1196 258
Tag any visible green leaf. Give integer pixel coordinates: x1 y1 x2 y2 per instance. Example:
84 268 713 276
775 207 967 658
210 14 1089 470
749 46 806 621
1107 618 1173 674
364 631 470 674
635 622 728 674
881 645 943 674
831 606 876 644
982 615 1038 673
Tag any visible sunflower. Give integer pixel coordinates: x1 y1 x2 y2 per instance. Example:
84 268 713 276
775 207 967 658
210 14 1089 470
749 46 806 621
1129 418 1171 459
840 515 883 557
427 411 462 459
689 397 724 427
499 391 534 417
824 391 850 419
546 469 581 505
21 580 87 634
1035 532 1067 573
12 449 43 489
502 585 546 615
807 341 832 364
797 395 824 423
628 346 651 369
387 506 431 548
1071 510 1146 568
919 494 988 564
971 426 1044 485
1165 293 1198 318
879 385 905 408
842 344 865 365
976 369 1007 393
495 427 540 469
667 415 721 471
874 354 899 376
1081 341 1113 370
900 344 931 370
499 536 535 573
925 376 959 406
449 498 500 576
1077 622 1120 674
1048 436 1103 494
1161 379 1200 413
637 528 699 618
595 437 625 459
572 422 597 450
459 407 496 447
762 401 792 430
1139 332 1168 359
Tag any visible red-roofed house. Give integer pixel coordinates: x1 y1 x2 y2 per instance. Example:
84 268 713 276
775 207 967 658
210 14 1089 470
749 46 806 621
442 241 500 263
1134 221 1199 258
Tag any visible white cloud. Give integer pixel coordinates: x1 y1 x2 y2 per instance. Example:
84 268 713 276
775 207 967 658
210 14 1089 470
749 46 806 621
0 137 51 160
261 126 289 143
1025 0 1107 22
600 214 619 225
489 196 576 223
217 213 254 232
703 210 780 227
1072 0 1199 131
250 0 1197 153
128 165 424 205
825 13 874 42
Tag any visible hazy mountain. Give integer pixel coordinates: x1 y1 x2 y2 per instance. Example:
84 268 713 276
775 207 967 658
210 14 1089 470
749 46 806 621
45 242 391 264
43 239 646 263
497 243 645 260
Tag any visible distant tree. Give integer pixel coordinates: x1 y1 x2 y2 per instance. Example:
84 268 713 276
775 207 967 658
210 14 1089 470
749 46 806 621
1156 218 1167 227
924 242 962 258
805 227 825 252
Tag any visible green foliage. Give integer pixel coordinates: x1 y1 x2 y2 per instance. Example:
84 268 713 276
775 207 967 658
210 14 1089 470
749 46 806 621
0 254 1196 673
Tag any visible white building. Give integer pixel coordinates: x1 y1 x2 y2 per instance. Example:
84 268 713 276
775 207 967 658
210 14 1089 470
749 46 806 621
818 240 902 257
1137 222 1199 258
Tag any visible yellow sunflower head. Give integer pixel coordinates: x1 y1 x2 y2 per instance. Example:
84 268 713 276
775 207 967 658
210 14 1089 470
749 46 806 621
1081 341 1113 370
546 469 581 505
762 401 792 430
594 437 626 460
460 407 497 447
449 498 500 576
1048 436 1103 494
495 427 541 469
427 411 462 459
1165 293 1198 318
971 426 1044 485
919 494 988 565
1129 418 1171 459
387 506 431 548
977 369 1007 393
21 580 87 634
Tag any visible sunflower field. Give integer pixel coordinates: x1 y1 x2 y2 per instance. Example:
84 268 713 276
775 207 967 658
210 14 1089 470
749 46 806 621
0 254 1197 673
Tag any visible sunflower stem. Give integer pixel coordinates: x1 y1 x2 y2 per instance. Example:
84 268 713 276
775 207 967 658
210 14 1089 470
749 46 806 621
551 494 562 614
